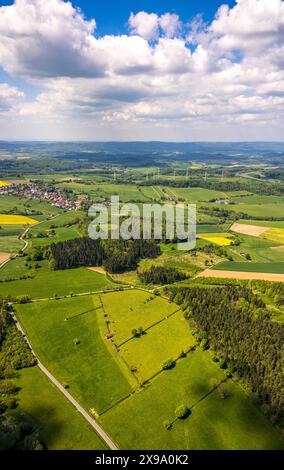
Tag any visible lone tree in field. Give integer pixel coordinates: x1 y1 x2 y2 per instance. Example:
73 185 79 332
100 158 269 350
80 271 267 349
175 405 191 420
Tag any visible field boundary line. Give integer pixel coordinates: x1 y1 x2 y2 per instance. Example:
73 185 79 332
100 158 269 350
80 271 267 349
117 307 182 348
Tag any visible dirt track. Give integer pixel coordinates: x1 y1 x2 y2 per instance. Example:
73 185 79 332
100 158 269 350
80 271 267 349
0 252 10 264
87 266 106 275
198 269 284 282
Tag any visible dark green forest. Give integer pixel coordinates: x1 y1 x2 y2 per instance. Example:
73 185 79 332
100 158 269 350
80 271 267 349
49 237 160 273
166 285 284 422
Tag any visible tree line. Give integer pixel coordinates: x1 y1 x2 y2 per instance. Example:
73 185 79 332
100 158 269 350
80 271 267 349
166 285 284 422
0 297 43 450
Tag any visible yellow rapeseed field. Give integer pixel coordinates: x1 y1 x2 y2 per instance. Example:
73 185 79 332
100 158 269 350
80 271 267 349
0 214 37 225
198 233 233 246
262 228 284 244
0 180 10 187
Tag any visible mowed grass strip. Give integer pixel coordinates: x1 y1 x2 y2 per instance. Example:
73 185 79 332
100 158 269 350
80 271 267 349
13 366 108 450
101 290 179 345
0 214 38 225
120 311 196 383
213 261 284 274
15 296 132 413
99 349 283 450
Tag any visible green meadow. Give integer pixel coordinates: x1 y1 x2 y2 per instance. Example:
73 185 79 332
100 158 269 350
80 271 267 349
99 349 283 450
15 296 131 414
214 261 284 273
12 366 107 450
0 259 114 298
120 310 196 383
101 290 179 345
0 195 62 217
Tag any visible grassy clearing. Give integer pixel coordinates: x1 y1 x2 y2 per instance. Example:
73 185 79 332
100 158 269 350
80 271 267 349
0 260 114 298
172 188 226 202
15 296 132 413
0 236 23 253
30 226 82 247
197 224 224 233
226 203 284 218
230 195 284 205
0 195 62 216
101 290 178 345
238 219 284 229
227 234 284 263
13 366 107 450
120 310 195 383
99 349 283 450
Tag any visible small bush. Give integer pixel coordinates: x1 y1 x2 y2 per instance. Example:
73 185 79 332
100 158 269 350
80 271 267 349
163 420 172 430
162 359 176 370
175 405 191 419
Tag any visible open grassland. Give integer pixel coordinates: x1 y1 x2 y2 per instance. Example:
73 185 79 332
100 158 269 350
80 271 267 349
198 233 233 246
198 269 284 282
15 296 132 414
0 214 38 225
60 182 150 202
101 290 179 345
225 203 284 218
120 310 196 383
31 226 82 247
29 210 85 246
0 236 23 253
230 194 284 205
196 224 224 233
0 259 114 298
0 224 26 254
0 195 62 216
213 261 284 274
99 349 283 450
170 187 227 202
238 219 284 229
13 366 107 450
227 234 284 263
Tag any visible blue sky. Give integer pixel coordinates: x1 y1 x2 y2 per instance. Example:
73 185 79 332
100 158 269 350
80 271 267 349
0 0 236 94
0 0 283 141
1 1 237 33
72 1 237 35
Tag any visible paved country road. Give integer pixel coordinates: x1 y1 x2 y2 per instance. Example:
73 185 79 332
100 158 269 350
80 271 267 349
11 312 118 451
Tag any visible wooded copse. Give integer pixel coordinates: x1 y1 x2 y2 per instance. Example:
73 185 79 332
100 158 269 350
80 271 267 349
49 237 160 273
